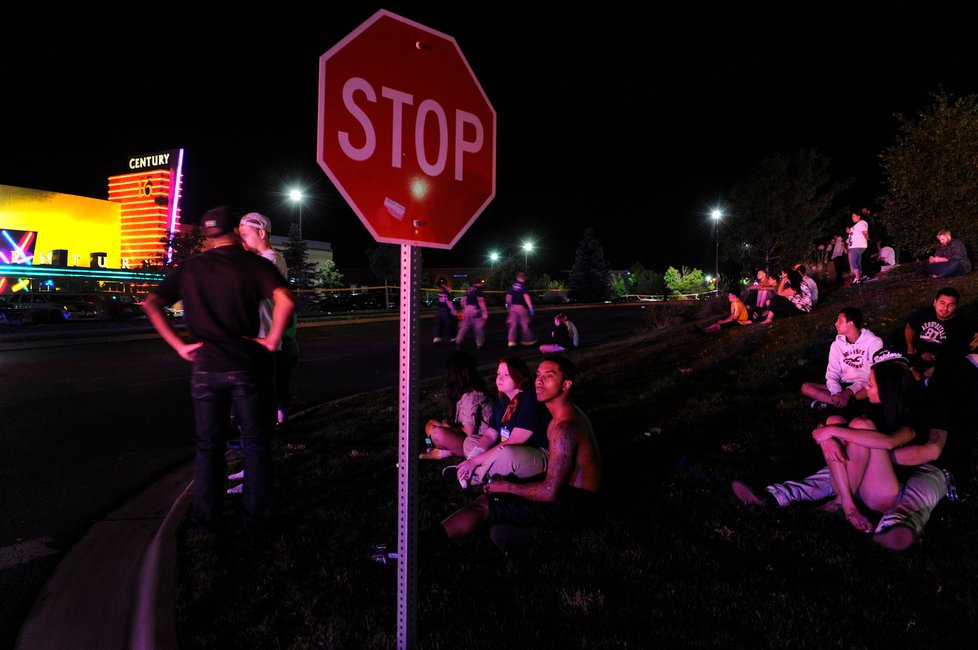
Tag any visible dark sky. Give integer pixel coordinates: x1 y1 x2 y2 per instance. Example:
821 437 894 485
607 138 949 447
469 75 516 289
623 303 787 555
2 3 975 273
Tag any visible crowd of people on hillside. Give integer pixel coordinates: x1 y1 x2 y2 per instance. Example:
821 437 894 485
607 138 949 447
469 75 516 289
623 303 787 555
698 207 976 550
732 287 978 550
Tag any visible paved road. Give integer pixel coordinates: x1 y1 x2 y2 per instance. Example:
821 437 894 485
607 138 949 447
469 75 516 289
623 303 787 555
0 303 650 648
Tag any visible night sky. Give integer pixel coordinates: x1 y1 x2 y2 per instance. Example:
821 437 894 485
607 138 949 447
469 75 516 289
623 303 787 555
2 3 975 273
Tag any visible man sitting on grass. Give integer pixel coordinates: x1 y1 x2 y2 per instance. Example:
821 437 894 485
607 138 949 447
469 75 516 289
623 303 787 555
377 356 603 562
914 229 972 279
801 306 883 411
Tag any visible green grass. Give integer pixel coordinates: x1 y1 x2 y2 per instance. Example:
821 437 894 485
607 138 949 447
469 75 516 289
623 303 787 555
175 264 978 649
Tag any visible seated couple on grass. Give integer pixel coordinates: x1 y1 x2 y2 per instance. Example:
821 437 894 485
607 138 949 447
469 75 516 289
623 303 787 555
734 350 955 549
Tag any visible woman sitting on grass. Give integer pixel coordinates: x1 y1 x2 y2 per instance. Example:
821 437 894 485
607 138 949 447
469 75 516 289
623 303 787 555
539 313 579 352
757 268 812 325
453 356 551 488
811 351 926 533
421 350 494 460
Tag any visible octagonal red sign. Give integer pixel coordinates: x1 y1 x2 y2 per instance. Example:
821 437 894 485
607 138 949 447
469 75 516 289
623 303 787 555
317 10 496 248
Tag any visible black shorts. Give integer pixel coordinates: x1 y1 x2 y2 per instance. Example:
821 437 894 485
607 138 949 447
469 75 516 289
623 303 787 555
487 487 601 530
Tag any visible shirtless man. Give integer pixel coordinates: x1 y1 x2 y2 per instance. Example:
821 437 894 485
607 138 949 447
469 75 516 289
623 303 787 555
410 356 603 556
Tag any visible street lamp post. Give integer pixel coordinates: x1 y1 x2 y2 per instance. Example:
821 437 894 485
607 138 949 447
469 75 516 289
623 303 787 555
522 241 534 270
711 209 722 292
289 189 304 239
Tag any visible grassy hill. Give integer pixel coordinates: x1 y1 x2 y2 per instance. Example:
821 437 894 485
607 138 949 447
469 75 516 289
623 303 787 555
176 262 978 649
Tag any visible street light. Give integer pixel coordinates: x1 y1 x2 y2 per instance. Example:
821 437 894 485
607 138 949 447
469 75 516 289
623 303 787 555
711 209 723 291
522 241 534 269
289 189 304 239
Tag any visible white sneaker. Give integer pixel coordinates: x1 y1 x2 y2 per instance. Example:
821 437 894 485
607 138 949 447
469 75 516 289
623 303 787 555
227 484 243 495
228 470 245 481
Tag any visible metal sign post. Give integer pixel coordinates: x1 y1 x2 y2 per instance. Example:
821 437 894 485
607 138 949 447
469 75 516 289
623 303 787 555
396 244 421 648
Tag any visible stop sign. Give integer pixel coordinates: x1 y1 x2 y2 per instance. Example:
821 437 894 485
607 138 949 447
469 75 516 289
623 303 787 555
318 10 496 248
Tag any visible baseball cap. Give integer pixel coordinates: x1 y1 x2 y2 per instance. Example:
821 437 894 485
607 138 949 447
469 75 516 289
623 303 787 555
239 212 271 234
200 206 236 238
872 349 909 366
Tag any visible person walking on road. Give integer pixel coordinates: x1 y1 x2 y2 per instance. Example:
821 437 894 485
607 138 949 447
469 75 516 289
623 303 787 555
143 205 295 537
455 278 488 350
432 276 458 345
505 271 536 347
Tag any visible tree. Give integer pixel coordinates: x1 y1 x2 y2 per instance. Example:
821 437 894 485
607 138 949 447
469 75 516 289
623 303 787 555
663 266 708 298
568 227 611 302
153 229 203 269
726 148 849 275
878 90 978 260
629 262 666 296
609 272 628 299
367 244 400 310
282 223 316 288
314 259 345 288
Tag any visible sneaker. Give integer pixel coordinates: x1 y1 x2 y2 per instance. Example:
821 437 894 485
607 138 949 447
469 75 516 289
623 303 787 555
228 470 245 481
731 480 766 506
507 342 517 348
873 525 917 551
809 400 828 411
520 339 538 346
227 484 243 495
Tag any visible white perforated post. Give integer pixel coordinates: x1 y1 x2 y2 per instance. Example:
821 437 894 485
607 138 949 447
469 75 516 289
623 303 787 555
396 243 421 649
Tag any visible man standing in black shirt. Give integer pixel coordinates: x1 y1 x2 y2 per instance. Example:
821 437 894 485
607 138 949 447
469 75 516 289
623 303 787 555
143 205 295 536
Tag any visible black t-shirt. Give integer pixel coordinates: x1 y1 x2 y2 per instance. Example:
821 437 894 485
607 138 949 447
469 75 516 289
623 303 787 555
906 307 972 357
152 244 289 371
489 389 551 449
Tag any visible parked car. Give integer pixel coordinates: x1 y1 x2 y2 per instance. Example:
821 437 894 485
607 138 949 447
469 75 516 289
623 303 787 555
4 293 99 323
76 292 145 321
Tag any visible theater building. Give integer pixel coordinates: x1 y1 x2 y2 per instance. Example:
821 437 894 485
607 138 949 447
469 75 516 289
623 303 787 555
0 149 189 294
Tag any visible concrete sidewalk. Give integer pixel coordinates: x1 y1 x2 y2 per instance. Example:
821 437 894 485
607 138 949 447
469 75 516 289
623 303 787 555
15 462 194 650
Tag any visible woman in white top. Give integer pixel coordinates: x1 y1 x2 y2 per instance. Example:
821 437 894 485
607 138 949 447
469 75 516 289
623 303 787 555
847 212 870 284
422 351 493 460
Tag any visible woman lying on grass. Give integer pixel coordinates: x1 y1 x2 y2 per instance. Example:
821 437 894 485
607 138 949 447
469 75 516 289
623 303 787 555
811 351 927 533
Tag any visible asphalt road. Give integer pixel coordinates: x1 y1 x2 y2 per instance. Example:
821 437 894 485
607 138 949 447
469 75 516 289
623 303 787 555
0 303 650 648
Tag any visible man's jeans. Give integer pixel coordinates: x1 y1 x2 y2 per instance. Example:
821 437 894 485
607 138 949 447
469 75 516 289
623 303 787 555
766 464 950 535
192 369 275 532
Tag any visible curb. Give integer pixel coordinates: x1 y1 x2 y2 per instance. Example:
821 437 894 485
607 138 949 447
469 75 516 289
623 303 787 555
14 462 194 650
130 475 194 650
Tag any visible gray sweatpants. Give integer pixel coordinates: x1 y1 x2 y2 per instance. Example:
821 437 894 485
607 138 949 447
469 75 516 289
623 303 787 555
766 464 949 535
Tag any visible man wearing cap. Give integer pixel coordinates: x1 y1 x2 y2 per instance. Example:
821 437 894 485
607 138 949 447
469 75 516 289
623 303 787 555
238 212 299 430
143 205 295 537
455 277 488 350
